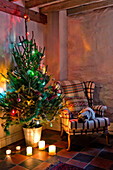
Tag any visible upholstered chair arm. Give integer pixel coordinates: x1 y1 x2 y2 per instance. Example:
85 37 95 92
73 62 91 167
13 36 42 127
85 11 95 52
92 105 107 117
60 108 72 127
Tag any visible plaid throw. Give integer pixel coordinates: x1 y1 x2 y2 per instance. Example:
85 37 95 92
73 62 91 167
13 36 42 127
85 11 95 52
68 117 110 131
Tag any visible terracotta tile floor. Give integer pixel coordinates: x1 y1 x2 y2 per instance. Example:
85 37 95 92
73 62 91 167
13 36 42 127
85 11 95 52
0 129 113 170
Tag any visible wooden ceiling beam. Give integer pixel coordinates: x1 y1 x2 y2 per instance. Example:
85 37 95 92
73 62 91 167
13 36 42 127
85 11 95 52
25 0 66 9
39 0 105 13
0 0 47 24
67 0 113 16
9 0 18 1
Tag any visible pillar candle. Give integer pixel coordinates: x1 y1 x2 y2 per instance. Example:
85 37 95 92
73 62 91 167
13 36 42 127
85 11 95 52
16 146 21 151
39 140 45 150
49 145 56 155
6 149 11 155
26 146 32 156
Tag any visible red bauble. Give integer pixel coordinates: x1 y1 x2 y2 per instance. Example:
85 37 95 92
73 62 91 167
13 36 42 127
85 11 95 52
17 98 21 102
40 77 43 80
24 14 28 19
11 109 16 116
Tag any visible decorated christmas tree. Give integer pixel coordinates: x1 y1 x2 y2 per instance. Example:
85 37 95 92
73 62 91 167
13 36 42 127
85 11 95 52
0 17 63 135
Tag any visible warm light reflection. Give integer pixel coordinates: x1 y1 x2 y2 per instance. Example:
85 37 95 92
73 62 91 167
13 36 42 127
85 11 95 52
0 63 7 92
66 101 74 112
0 88 4 93
83 38 91 52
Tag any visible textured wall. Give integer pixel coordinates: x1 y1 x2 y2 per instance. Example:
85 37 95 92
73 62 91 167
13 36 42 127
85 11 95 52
46 12 59 81
68 8 113 121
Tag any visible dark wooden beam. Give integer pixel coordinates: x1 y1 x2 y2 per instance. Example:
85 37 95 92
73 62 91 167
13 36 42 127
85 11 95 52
39 0 105 13
9 0 18 1
25 0 66 9
67 0 113 16
0 0 47 24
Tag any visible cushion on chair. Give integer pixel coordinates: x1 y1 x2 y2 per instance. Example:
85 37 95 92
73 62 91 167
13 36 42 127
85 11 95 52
68 117 110 132
59 80 89 118
59 80 86 99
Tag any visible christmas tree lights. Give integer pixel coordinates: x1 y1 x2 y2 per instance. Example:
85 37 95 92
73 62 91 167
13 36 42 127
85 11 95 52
0 15 63 134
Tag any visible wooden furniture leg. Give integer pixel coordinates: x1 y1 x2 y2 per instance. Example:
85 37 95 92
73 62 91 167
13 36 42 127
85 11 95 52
106 132 110 145
106 133 109 145
67 134 71 151
105 130 111 146
61 127 64 137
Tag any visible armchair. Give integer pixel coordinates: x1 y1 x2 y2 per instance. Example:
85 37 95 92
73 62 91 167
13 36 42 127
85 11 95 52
57 80 110 151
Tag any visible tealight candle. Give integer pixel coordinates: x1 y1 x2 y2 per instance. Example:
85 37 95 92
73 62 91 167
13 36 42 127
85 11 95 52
26 146 32 156
49 145 56 155
16 146 21 151
39 140 45 150
6 149 11 155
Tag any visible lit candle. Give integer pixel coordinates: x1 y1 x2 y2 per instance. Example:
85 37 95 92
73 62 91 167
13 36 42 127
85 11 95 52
49 145 56 155
6 149 11 155
39 140 45 150
16 146 21 151
26 146 32 156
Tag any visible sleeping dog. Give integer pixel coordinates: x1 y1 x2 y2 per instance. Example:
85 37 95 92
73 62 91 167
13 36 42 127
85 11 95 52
78 107 95 123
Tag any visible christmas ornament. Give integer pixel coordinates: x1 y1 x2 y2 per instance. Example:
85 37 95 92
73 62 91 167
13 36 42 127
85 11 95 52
17 98 21 102
36 120 40 125
27 70 34 77
18 42 22 46
27 32 30 36
27 17 30 22
40 77 43 80
39 97 42 101
32 50 35 55
43 82 45 85
50 122 53 127
11 109 16 116
24 14 28 19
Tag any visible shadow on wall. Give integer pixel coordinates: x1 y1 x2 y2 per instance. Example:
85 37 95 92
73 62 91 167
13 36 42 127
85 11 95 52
93 82 104 105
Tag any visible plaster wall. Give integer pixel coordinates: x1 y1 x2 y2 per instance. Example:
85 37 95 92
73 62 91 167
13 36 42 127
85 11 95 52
46 12 60 81
68 8 113 122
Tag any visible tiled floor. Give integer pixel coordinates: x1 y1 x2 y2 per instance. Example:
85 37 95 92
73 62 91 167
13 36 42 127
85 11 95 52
0 129 113 170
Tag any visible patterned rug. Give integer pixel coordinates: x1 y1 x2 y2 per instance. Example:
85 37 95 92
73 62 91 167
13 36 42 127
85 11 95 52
46 162 83 170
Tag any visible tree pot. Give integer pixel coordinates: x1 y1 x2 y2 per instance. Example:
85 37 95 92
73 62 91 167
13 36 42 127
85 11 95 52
23 126 42 147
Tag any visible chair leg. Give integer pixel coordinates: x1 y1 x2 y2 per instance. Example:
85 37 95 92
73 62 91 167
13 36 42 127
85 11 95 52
67 134 71 151
105 130 112 146
61 127 64 137
106 132 110 145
